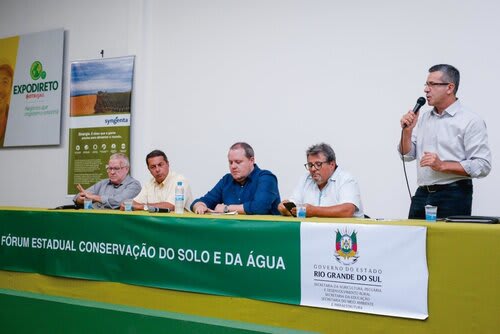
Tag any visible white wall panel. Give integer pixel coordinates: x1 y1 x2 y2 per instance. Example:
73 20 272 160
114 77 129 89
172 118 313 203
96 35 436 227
1 0 498 218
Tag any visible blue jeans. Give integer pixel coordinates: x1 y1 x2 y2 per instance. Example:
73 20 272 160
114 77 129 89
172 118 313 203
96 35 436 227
408 180 473 219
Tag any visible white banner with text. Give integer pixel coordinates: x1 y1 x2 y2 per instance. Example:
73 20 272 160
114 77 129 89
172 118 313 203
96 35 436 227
300 223 428 319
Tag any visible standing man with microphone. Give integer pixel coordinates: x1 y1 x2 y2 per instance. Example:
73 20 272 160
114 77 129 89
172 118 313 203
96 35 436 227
398 64 492 219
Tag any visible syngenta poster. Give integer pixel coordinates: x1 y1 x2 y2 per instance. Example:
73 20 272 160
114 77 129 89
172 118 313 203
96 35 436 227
0 29 64 147
67 56 134 194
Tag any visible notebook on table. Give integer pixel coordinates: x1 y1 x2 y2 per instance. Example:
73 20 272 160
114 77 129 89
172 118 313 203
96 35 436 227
444 216 499 224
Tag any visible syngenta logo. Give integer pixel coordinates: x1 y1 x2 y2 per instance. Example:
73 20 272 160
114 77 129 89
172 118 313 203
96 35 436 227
13 60 59 95
105 116 129 125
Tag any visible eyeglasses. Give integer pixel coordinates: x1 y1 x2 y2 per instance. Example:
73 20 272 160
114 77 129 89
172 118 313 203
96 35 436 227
106 166 126 172
304 161 329 170
424 82 450 88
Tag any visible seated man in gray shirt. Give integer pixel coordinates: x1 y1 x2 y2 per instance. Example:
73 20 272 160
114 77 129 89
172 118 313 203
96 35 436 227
73 153 141 209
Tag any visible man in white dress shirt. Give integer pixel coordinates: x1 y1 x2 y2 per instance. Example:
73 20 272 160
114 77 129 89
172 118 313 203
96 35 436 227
399 64 491 219
278 143 364 218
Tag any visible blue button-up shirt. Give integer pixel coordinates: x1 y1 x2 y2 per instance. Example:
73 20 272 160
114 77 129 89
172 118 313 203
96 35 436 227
191 164 281 215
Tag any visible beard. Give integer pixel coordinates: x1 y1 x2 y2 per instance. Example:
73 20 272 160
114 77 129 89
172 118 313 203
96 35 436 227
312 173 323 185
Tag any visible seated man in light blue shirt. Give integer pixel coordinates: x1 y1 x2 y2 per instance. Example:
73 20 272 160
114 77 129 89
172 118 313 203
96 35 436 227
73 153 141 209
278 143 364 218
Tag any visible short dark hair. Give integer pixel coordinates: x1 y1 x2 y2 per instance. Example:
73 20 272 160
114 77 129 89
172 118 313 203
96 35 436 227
429 64 460 94
146 149 168 166
306 143 336 162
230 142 254 159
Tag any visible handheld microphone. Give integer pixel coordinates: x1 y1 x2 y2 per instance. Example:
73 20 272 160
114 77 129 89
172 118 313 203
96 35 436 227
403 97 427 129
412 97 426 113
400 97 427 199
148 207 170 213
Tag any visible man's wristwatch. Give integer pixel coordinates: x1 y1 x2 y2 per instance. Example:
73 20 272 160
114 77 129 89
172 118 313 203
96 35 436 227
223 205 229 213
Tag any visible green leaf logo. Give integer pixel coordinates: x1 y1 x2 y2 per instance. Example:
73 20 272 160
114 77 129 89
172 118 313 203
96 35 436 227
30 61 46 80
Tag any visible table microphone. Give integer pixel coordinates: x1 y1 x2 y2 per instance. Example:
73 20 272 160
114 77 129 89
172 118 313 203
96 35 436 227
148 207 170 213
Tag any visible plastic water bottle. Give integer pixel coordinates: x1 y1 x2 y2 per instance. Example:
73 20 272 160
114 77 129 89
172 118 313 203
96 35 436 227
175 181 185 214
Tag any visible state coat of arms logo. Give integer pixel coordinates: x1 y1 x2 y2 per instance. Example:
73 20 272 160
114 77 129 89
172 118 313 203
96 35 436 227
334 228 359 265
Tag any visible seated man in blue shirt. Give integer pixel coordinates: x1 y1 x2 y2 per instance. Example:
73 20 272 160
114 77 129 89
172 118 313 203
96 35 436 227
191 142 281 215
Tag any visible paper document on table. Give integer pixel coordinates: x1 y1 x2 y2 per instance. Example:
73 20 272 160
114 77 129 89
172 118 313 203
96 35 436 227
209 211 238 215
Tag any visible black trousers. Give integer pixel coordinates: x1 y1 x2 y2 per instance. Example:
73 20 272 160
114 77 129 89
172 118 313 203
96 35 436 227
408 180 473 219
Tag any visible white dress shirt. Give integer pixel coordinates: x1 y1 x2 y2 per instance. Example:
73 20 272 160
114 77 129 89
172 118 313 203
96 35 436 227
400 99 491 186
289 166 364 218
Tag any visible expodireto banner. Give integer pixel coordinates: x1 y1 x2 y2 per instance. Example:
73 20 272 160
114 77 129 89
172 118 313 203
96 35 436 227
0 29 64 147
